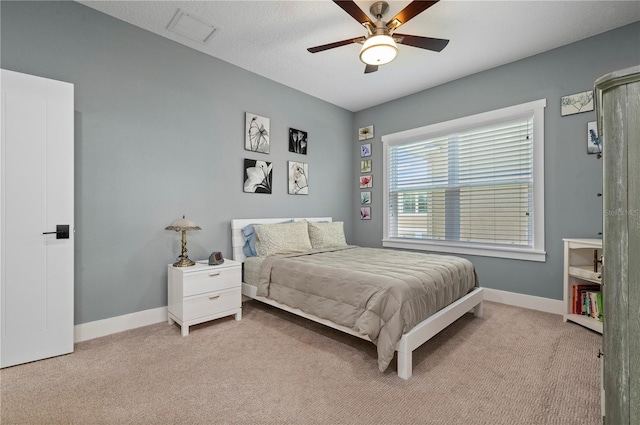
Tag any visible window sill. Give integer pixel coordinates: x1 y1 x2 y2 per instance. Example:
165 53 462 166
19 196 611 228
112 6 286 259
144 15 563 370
382 238 546 262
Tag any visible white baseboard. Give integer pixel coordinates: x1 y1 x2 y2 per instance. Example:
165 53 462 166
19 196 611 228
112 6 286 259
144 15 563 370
482 288 564 315
74 288 563 343
74 306 167 343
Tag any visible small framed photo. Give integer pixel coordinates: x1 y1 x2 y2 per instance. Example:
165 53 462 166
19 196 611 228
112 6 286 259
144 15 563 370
561 90 594 116
587 121 602 154
360 191 371 204
289 128 308 155
288 161 309 195
359 175 372 189
358 125 374 140
360 206 371 220
245 112 270 153
243 159 272 194
360 143 372 158
360 159 372 173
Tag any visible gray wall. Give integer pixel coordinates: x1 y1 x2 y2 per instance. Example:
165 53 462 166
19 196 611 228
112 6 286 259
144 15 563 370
2 1 638 324
352 22 640 300
1 1 354 324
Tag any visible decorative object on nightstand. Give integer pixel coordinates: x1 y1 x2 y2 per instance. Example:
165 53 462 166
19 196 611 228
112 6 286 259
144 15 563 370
208 251 224 265
167 259 242 336
165 215 201 267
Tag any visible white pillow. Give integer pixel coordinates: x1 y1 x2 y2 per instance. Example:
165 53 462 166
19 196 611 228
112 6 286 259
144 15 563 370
308 221 347 249
254 220 312 256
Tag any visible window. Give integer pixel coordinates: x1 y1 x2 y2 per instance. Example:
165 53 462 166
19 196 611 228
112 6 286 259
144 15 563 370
382 99 546 262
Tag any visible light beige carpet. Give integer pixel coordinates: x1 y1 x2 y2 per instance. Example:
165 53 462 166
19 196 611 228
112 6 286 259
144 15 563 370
0 301 602 424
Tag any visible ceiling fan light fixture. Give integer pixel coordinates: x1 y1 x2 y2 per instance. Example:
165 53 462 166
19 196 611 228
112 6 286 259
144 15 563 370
359 34 398 66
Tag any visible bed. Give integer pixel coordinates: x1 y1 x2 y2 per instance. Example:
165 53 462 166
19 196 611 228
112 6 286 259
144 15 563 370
231 217 484 379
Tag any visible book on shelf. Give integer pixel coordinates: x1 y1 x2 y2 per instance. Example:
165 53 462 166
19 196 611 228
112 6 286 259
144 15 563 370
596 292 603 322
572 284 603 321
572 284 598 314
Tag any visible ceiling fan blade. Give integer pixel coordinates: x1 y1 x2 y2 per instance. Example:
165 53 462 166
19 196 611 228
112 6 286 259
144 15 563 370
386 1 440 30
394 34 449 52
334 1 375 27
364 64 378 74
307 36 366 53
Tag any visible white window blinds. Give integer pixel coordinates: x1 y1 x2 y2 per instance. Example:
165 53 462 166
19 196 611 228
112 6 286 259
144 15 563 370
388 118 533 246
382 99 546 261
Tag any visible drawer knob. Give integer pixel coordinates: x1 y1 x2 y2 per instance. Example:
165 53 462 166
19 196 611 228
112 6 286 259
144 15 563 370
209 272 220 277
209 295 220 300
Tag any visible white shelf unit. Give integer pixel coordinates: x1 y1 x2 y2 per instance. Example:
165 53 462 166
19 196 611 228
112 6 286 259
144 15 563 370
562 238 603 333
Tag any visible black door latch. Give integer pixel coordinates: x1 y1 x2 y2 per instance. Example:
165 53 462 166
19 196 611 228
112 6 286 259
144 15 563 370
42 224 70 239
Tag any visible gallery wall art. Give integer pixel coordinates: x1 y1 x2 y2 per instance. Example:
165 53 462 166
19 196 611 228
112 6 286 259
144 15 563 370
360 143 371 158
587 121 602 154
243 159 272 194
360 191 371 204
358 124 375 221
289 128 308 154
358 125 374 140
288 161 309 195
359 175 372 189
561 91 594 116
245 112 270 153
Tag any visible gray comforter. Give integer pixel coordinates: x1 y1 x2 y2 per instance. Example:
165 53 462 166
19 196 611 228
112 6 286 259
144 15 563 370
257 246 478 372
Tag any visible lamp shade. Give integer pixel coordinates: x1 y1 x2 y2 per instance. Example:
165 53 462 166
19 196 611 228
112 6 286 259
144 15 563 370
166 215 201 267
359 35 398 66
165 215 201 231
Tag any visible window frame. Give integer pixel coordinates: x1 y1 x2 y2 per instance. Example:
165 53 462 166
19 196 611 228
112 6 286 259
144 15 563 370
382 99 547 262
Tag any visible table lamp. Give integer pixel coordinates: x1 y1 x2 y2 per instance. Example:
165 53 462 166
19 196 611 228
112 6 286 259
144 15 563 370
166 215 201 267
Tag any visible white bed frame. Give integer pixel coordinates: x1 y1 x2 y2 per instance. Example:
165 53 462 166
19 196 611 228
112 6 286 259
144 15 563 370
231 217 484 379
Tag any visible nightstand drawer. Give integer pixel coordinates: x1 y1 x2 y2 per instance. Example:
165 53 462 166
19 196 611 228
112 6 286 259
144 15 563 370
183 288 241 321
183 267 240 297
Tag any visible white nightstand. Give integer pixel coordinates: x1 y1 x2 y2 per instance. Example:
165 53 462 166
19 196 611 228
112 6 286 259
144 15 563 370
167 259 242 336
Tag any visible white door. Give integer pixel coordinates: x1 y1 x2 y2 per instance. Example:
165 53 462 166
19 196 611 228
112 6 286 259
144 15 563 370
0 69 74 368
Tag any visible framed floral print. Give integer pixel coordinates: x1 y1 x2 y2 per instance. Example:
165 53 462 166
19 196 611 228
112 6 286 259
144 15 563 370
243 159 272 194
289 128 308 155
561 91 594 116
360 191 371 204
358 125 374 140
288 161 309 195
359 175 372 189
587 121 602 155
360 143 372 158
245 113 270 153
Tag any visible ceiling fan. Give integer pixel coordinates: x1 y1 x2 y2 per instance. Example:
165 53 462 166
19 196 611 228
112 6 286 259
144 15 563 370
307 0 449 74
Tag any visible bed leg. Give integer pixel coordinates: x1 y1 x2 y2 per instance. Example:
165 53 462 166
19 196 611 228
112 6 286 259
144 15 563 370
474 301 484 318
397 350 412 380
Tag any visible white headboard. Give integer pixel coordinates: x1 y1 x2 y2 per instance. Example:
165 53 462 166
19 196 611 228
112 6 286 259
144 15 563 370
231 217 332 263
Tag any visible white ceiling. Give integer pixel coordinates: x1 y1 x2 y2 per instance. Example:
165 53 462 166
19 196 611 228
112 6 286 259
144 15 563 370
77 0 639 112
